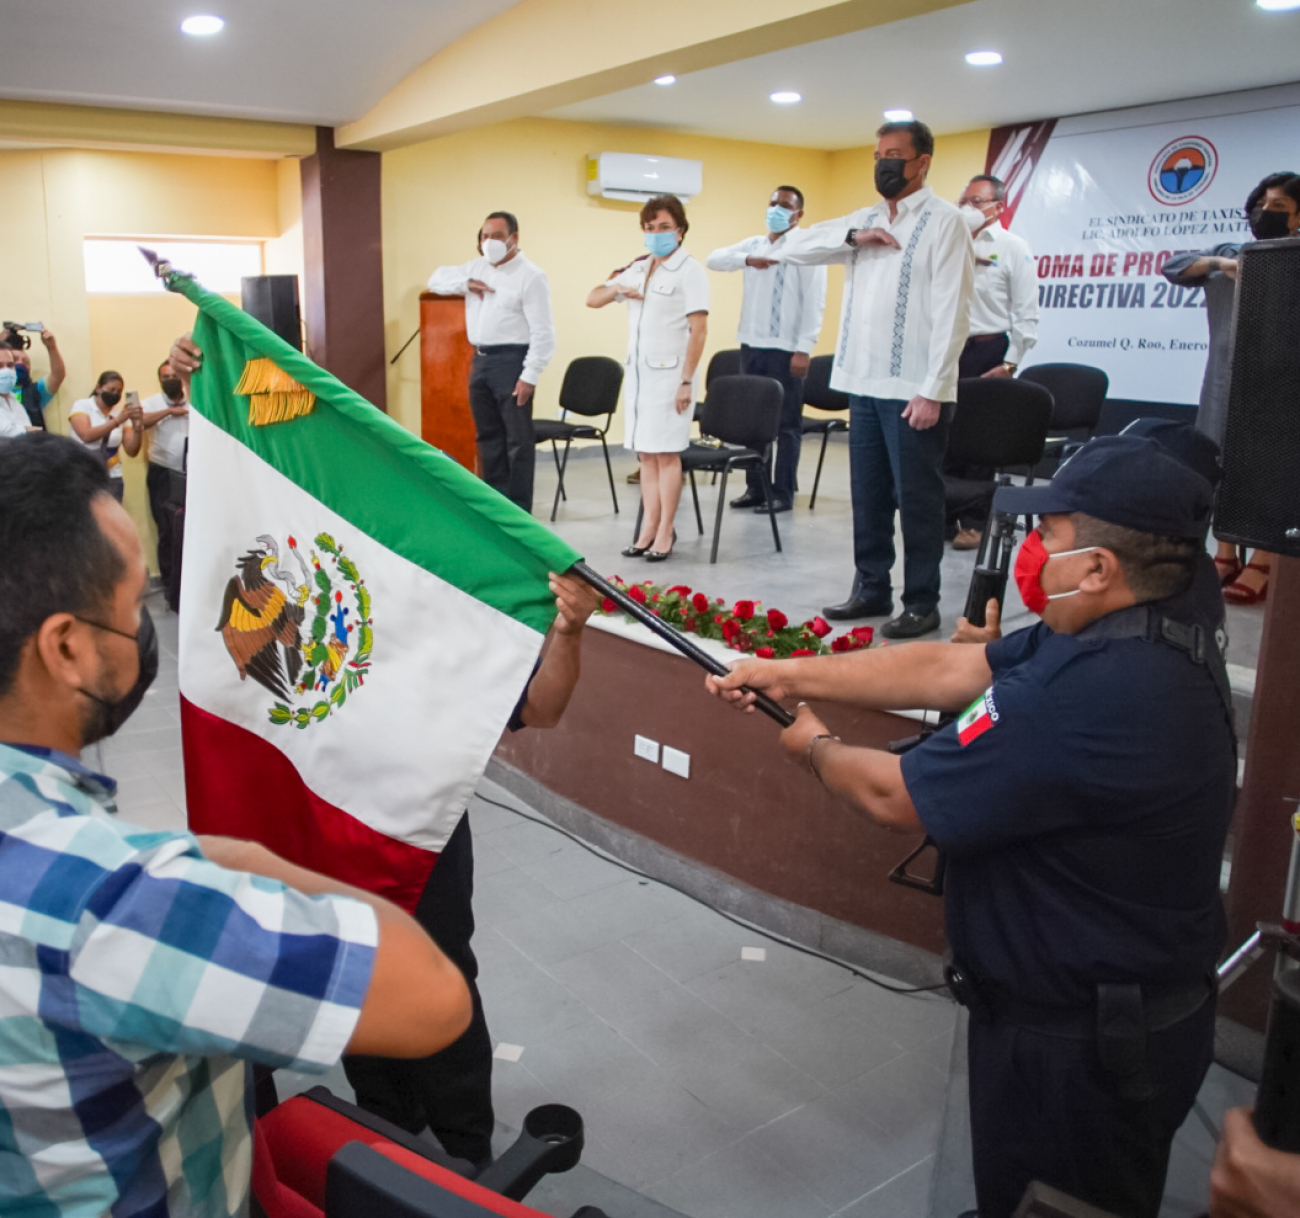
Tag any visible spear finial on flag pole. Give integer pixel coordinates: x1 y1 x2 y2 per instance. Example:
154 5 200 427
138 244 193 290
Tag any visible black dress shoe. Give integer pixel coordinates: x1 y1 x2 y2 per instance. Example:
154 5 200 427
729 491 766 509
881 608 941 639
643 528 677 562
756 498 792 514
823 593 893 621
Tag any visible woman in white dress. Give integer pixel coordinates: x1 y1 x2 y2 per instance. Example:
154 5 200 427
587 195 708 562
69 371 142 502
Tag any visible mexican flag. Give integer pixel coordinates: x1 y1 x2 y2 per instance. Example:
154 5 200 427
166 269 580 913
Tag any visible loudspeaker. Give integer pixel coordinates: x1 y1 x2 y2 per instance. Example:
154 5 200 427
1216 237 1300 555
241 275 302 351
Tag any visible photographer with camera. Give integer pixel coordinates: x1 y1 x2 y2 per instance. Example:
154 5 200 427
707 435 1236 1218
2 323 66 429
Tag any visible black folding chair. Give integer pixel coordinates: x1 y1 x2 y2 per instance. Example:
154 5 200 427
1018 362 1108 468
533 355 623 522
684 374 784 563
704 348 743 387
946 375 1053 546
799 354 850 509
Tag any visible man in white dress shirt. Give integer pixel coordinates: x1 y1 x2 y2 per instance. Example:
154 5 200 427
428 212 557 513
947 173 1041 548
778 120 972 638
956 174 1038 381
707 186 827 513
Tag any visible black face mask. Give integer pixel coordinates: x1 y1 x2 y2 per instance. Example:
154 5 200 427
99 390 122 408
15 364 30 387
160 377 184 399
875 157 912 200
1249 207 1292 241
77 607 159 744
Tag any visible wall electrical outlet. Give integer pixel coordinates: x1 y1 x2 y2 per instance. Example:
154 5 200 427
662 746 691 779
634 735 660 763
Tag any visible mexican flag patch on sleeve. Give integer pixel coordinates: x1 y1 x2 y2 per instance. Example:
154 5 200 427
956 687 1000 746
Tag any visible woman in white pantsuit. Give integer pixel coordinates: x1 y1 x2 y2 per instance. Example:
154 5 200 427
587 195 708 562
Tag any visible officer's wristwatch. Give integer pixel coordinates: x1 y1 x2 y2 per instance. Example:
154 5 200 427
1002 362 1018 374
845 228 859 247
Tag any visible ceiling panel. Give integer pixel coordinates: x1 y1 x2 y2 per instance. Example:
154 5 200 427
545 0 1300 149
0 0 523 126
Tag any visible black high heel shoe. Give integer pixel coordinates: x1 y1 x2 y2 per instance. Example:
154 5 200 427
621 541 653 558
645 530 677 563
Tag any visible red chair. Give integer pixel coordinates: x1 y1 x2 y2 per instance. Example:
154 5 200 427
254 1087 602 1218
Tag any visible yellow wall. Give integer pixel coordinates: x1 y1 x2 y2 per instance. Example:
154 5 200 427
0 146 303 568
381 117 989 441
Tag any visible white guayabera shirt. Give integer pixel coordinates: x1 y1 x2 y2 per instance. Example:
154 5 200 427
777 186 974 403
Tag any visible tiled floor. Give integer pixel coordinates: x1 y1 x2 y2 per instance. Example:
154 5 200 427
90 436 1265 1218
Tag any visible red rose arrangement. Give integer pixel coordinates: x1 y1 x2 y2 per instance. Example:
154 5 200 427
598 578 877 660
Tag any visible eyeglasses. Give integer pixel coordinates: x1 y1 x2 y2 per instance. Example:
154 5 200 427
75 616 140 643
958 197 997 209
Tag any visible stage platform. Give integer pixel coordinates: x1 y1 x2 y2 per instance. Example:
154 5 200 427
530 433 1265 678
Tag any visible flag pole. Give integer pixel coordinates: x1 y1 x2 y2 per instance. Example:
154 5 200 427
571 561 796 728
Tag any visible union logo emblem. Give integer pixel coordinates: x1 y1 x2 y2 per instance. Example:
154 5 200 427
216 532 374 729
1148 136 1218 206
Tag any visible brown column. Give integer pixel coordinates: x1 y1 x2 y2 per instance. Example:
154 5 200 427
300 126 386 410
1223 554 1300 1030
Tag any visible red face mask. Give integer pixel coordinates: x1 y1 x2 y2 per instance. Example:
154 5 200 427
1013 530 1095 615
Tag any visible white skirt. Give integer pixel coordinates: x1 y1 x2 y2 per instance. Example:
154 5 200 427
624 360 695 454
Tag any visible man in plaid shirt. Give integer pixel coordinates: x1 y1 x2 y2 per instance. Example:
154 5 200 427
0 433 472 1216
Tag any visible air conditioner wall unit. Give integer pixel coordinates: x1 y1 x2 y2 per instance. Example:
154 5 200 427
586 152 703 203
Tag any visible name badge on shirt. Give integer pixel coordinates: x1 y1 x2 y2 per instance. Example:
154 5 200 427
956 687 999 746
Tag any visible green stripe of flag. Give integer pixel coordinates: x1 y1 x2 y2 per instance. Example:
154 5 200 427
168 271 581 635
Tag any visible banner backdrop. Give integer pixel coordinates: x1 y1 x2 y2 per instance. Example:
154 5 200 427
992 86 1300 404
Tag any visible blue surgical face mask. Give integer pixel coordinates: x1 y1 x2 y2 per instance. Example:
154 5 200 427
14 364 30 387
0 368 16 395
644 230 679 258
766 205 795 233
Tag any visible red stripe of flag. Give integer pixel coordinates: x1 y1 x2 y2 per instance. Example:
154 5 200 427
180 696 438 914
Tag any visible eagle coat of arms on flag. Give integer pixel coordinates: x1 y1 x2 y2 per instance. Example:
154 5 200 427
217 532 374 729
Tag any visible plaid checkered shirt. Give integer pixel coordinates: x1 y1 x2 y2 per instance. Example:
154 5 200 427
0 741 378 1217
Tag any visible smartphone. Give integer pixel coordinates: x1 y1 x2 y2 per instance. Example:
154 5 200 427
21 322 44 333
126 391 140 408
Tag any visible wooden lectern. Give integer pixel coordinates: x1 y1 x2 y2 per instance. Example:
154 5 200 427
419 292 478 473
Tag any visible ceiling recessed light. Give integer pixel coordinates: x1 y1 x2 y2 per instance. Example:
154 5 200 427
770 91 802 105
965 50 1003 65
181 14 224 35
654 75 677 86
1257 0 1300 9
883 109 914 122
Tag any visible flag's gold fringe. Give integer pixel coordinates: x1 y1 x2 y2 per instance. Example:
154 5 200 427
247 392 316 426
234 357 316 426
235 357 303 395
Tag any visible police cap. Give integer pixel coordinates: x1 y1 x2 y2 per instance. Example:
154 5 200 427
994 434 1214 537
1119 417 1222 489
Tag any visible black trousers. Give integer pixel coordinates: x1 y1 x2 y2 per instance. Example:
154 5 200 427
342 814 494 1166
738 345 805 502
958 332 1010 380
468 347 534 513
967 999 1215 1218
146 463 179 608
946 333 1011 533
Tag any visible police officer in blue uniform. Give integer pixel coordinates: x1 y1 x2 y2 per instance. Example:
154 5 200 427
708 434 1236 1218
